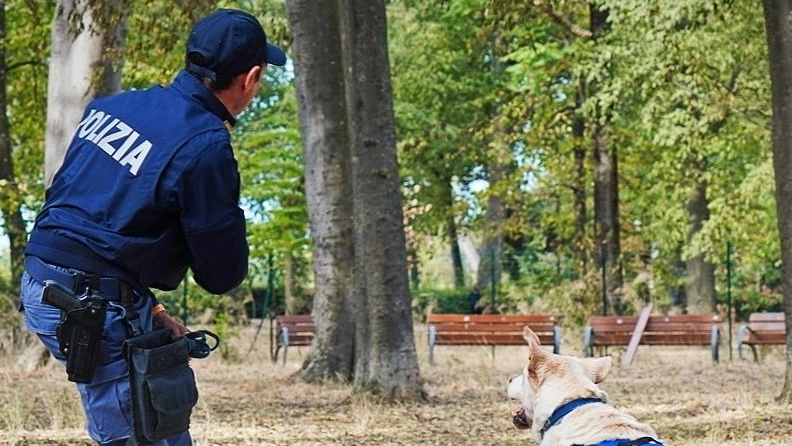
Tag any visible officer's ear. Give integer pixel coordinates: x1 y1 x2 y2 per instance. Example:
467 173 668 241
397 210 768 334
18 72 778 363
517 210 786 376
241 64 264 92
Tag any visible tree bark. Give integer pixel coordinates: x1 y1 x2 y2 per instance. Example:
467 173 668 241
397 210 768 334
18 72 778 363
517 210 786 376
589 5 624 315
286 0 357 380
283 252 298 315
443 180 465 289
341 0 422 399
761 0 792 404
44 0 127 186
288 0 423 400
685 182 716 314
0 1 26 284
17 0 128 374
592 122 623 315
572 82 588 271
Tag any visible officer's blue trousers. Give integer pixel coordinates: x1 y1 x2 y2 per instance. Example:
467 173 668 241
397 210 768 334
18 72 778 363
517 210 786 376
19 266 192 446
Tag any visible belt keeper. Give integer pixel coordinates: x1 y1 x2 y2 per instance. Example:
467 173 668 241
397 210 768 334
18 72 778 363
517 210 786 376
152 304 167 317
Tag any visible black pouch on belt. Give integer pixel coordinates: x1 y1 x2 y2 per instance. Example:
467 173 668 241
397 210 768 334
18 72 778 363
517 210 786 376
124 328 198 445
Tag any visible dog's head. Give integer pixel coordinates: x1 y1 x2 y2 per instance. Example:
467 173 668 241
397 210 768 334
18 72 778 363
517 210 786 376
507 327 612 432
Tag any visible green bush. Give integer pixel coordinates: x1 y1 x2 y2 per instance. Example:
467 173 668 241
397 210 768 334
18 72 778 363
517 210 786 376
412 287 473 321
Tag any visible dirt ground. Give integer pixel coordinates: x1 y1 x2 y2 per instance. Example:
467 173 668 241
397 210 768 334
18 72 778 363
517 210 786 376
1 322 791 446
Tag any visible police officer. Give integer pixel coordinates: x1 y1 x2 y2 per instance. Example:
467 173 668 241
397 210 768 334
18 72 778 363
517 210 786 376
18 9 286 446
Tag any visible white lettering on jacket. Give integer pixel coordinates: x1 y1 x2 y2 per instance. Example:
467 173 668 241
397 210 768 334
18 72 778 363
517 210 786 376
76 109 153 176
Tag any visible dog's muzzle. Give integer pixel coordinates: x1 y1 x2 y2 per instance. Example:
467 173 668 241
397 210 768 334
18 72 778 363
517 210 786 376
512 406 532 429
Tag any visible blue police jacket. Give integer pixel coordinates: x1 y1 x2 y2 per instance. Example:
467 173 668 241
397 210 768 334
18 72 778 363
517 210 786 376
25 70 249 294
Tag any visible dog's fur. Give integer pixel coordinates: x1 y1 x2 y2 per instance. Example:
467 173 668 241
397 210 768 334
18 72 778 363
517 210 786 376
507 327 661 446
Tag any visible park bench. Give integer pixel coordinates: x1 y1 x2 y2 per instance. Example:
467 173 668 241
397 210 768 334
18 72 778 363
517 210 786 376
737 312 786 362
426 313 562 365
583 313 722 362
272 314 315 364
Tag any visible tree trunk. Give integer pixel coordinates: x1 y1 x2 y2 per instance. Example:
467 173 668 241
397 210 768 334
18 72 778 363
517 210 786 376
592 123 623 315
0 2 26 285
286 0 357 380
283 252 298 315
444 180 465 289
572 83 588 271
341 0 422 400
44 0 127 186
475 33 510 308
288 0 423 400
761 0 792 404
18 0 128 374
589 5 623 315
685 182 716 314
476 169 505 311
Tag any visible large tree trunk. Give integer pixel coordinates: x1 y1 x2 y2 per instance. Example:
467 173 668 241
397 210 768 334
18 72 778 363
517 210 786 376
343 0 422 399
287 0 357 379
288 0 423 400
761 0 792 404
44 0 127 186
685 182 716 313
17 0 128 374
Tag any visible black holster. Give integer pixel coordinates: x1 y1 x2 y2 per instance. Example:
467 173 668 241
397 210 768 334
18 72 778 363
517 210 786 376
124 328 198 445
57 300 106 383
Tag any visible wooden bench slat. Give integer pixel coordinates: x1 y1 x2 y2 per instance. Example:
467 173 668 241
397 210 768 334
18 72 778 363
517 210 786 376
737 312 786 361
427 313 562 364
273 315 316 364
584 313 721 362
427 314 560 323
434 333 556 344
749 313 785 322
432 324 555 333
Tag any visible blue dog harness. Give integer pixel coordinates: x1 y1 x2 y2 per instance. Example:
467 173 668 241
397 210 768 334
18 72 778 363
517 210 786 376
541 397 665 446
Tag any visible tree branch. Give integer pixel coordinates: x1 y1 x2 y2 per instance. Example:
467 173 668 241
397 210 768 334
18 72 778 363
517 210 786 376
533 0 593 39
7 60 47 72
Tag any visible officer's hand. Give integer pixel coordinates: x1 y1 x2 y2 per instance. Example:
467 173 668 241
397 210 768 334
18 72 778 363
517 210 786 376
153 310 190 337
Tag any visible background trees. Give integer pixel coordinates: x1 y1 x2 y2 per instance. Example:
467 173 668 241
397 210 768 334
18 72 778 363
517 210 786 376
0 0 789 397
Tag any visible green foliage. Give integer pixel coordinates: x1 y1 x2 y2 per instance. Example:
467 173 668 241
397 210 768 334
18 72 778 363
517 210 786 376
212 311 241 363
1 0 787 331
412 287 473 321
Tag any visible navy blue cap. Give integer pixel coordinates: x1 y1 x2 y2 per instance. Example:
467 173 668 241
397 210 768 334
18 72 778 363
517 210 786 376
186 9 286 82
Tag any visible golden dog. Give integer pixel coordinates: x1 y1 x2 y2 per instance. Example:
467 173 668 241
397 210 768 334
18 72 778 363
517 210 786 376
507 327 665 446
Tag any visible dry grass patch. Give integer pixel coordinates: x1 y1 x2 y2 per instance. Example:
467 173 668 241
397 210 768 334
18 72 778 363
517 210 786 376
0 323 790 445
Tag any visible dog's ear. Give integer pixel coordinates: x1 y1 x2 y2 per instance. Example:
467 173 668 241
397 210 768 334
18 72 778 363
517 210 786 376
524 326 549 388
522 326 542 348
579 356 612 383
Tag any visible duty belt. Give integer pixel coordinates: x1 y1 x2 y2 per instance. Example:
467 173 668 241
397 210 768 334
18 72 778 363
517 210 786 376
25 256 136 305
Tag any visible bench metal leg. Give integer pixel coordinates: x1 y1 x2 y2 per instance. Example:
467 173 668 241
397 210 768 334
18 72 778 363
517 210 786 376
736 324 759 362
281 327 290 365
710 325 719 363
583 327 593 357
553 326 561 354
272 345 281 363
428 325 436 365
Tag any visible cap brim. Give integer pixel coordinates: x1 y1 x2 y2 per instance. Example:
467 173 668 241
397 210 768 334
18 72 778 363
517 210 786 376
267 43 287 67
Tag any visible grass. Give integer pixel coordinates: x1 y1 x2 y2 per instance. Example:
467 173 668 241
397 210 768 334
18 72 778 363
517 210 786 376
1 322 791 445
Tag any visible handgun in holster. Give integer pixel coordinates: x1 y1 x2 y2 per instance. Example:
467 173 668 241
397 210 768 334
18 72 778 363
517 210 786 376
42 280 106 384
